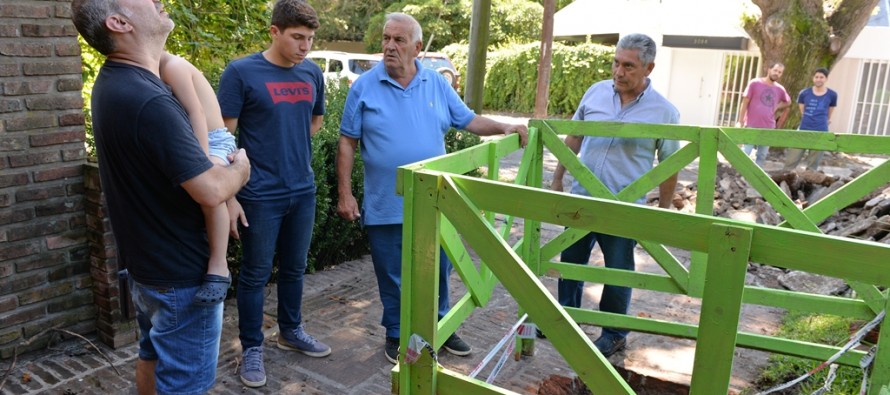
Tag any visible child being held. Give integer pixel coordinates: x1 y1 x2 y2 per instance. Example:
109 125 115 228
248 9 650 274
160 52 240 305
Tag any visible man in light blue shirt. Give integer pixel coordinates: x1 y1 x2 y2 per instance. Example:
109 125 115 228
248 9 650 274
336 12 528 364
550 33 679 357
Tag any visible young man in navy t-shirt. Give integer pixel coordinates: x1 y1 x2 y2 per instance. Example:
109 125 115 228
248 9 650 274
217 0 329 388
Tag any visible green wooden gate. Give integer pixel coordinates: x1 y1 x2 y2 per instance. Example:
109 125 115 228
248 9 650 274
393 121 890 394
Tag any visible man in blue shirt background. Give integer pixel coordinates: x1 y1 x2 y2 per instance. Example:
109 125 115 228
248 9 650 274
550 33 680 358
336 12 528 364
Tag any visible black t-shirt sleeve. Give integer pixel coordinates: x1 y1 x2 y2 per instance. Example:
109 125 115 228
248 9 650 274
137 95 213 186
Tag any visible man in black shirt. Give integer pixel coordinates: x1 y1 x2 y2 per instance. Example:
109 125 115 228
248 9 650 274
71 0 250 393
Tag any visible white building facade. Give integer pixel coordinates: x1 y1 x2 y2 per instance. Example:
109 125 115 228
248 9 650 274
554 0 890 135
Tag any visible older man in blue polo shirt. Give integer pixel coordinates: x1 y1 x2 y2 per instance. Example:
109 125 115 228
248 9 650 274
335 12 528 364
550 33 680 358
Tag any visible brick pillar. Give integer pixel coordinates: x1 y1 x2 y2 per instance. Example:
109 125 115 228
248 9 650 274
84 163 137 348
0 1 97 359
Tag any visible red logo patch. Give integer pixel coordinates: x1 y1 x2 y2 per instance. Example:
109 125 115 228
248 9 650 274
266 82 313 104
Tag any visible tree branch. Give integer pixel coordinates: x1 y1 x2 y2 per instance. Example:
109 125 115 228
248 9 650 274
828 0 880 60
751 0 784 15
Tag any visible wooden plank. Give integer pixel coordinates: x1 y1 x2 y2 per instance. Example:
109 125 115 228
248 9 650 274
437 176 634 394
539 126 614 199
437 367 518 395
690 224 751 394
440 218 491 306
717 130 820 232
448 175 890 285
638 241 690 292
552 261 685 294
836 134 890 154
617 142 698 203
867 299 890 395
531 119 701 142
689 129 719 297
743 286 874 319
790 159 890 226
401 172 441 394
568 308 867 367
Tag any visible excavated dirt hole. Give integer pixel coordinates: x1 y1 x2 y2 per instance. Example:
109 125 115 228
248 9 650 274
536 366 700 395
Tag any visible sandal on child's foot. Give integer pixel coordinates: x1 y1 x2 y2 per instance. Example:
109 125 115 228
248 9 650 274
193 274 231 306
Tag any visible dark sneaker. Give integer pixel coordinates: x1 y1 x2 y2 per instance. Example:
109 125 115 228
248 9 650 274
277 325 332 357
384 337 399 364
240 346 266 388
443 333 472 356
593 335 627 358
536 329 546 339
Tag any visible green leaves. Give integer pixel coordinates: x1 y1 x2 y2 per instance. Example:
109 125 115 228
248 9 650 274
308 78 370 270
362 0 541 53
444 41 615 116
164 0 270 87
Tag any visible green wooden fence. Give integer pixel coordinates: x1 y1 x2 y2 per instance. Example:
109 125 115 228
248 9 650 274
393 120 890 394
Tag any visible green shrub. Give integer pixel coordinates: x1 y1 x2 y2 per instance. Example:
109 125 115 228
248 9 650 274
363 0 542 54
442 41 615 116
308 78 370 270
163 0 269 87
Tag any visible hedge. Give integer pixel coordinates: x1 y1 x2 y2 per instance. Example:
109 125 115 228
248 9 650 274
442 41 616 116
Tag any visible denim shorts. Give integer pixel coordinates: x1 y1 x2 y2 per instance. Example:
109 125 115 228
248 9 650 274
130 279 223 395
208 127 237 165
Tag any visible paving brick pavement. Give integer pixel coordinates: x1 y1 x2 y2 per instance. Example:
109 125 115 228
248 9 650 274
0 237 778 394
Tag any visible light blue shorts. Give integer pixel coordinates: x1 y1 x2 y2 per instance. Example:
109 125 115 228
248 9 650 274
208 127 236 165
130 279 223 395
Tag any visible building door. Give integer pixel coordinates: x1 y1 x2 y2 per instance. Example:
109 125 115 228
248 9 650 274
667 48 723 126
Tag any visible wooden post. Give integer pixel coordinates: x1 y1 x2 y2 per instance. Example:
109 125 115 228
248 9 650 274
534 0 556 118
465 0 492 112
690 223 752 394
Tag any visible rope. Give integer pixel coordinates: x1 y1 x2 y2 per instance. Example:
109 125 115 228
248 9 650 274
468 314 528 379
858 346 877 395
486 334 517 384
756 310 884 395
809 364 837 395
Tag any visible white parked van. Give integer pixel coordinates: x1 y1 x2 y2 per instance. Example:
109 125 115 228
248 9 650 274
307 51 382 87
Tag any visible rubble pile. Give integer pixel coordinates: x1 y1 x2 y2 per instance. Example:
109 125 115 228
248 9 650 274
649 159 890 295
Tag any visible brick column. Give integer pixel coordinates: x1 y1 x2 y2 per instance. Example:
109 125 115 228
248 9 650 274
0 1 97 358
84 163 136 348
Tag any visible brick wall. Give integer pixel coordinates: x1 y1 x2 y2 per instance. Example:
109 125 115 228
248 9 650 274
84 163 137 348
0 1 95 358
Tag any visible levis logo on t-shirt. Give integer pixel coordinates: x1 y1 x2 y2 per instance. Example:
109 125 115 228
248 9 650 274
266 82 312 104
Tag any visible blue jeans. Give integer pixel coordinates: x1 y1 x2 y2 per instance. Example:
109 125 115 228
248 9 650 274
743 144 769 167
237 193 315 348
784 147 824 171
557 231 636 340
130 279 223 395
367 224 451 339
